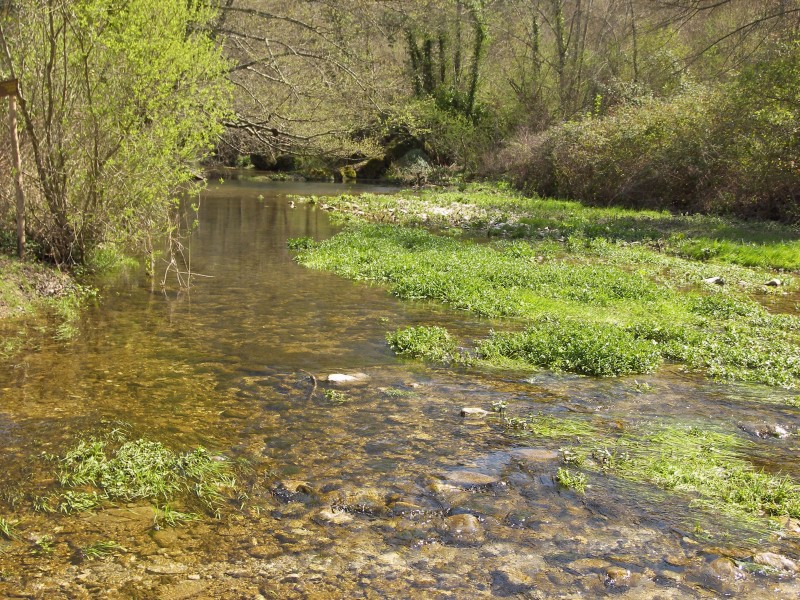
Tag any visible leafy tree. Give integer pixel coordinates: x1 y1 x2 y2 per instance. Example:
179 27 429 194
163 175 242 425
0 0 232 265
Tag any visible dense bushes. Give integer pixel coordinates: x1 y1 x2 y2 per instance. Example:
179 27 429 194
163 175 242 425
503 42 800 224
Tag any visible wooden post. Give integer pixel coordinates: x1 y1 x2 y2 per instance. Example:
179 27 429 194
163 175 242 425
1 79 23 259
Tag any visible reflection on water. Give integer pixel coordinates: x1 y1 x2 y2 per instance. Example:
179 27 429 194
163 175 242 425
0 179 799 598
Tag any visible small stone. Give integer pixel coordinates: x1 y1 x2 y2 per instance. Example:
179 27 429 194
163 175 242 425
739 422 791 439
605 567 631 584
187 574 201 581
145 561 188 575
281 573 302 583
444 513 483 541
460 407 489 418
753 552 798 573
276 480 315 495
765 279 783 287
703 276 725 285
158 580 208 600
152 529 179 549
316 508 353 525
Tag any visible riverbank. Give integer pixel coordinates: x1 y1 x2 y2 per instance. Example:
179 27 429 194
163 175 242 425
0 255 88 355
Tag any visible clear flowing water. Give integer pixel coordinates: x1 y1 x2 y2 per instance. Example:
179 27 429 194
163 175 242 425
1 179 799 599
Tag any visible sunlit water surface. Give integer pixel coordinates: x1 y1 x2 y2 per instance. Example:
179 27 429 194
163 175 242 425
1 179 799 599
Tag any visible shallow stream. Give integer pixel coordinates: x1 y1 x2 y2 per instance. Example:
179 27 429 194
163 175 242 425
1 179 799 599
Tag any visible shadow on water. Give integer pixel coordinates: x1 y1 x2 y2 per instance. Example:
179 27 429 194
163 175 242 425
0 178 799 598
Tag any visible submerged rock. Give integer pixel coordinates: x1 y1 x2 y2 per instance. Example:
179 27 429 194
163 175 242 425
145 561 189 575
707 557 744 582
442 470 499 487
510 448 560 462
605 567 632 586
444 513 484 542
753 552 798 573
738 422 791 439
316 508 354 525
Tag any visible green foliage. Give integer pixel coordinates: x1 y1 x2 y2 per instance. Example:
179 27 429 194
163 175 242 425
294 189 800 387
80 540 125 560
1 0 232 263
286 237 316 251
0 517 17 540
506 44 800 224
479 317 662 376
386 325 458 363
55 431 236 513
504 413 597 439
556 468 588 494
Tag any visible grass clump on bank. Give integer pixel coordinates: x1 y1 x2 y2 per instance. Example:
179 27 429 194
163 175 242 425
479 317 662 376
387 326 459 363
49 430 236 517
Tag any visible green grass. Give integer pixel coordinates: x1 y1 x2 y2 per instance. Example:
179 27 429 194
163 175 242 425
155 504 201 527
479 317 662 376
54 430 236 514
294 214 800 386
0 517 17 540
509 415 800 524
0 256 91 348
386 326 459 363
293 186 800 271
80 540 125 560
504 412 598 439
613 425 800 520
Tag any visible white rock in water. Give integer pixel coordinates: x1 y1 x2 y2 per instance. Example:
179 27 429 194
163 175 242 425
703 276 725 285
460 407 489 418
327 372 369 383
765 278 783 287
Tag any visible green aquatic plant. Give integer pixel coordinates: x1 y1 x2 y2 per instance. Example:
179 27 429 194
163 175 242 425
80 540 125 560
155 504 201 527
324 389 351 404
292 188 800 387
58 491 102 514
556 468 588 494
504 413 598 440
54 431 236 514
0 517 17 540
387 326 458 363
31 535 54 556
613 425 800 519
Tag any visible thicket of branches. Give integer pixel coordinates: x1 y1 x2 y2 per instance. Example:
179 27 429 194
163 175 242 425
2 0 799 267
